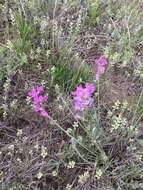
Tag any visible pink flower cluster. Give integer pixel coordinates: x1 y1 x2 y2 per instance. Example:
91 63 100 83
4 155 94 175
28 86 48 117
95 57 108 81
71 83 94 117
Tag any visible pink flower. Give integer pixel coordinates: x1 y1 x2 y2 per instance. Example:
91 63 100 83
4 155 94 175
71 83 94 116
85 83 95 94
95 57 108 81
34 104 40 112
28 86 44 98
28 86 48 117
71 85 83 96
40 110 48 117
28 88 37 98
95 57 108 66
38 96 47 103
36 86 44 95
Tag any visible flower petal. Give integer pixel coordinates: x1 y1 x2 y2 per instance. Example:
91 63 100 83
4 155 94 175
40 110 48 117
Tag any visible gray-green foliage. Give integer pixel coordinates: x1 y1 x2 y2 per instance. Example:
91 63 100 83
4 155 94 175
104 0 143 72
0 0 92 91
86 0 101 25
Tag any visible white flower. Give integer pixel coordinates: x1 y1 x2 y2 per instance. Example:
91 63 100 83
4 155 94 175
41 145 48 158
52 170 58 177
16 129 23 137
95 169 103 179
67 161 75 169
37 171 43 179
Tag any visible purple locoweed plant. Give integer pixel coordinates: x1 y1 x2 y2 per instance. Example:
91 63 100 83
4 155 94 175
28 86 48 117
95 56 108 81
71 83 95 118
